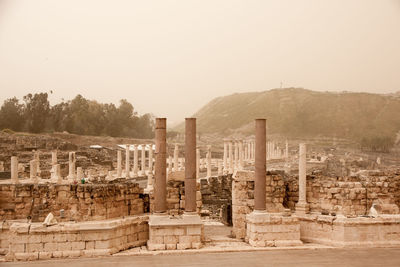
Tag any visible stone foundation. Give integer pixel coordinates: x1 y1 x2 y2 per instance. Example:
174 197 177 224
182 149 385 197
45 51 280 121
4 215 149 261
299 214 400 247
246 211 302 247
147 213 203 250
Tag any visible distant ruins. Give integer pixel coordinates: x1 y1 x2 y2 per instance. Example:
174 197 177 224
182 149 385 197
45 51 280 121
0 118 400 261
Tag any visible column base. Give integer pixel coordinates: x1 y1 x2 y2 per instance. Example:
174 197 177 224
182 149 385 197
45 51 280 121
147 213 203 251
295 202 310 215
246 211 302 247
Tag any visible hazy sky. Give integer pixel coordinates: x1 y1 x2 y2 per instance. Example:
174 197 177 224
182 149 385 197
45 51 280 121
0 0 399 125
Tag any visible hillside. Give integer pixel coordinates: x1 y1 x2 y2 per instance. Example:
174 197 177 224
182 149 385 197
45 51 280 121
177 88 400 142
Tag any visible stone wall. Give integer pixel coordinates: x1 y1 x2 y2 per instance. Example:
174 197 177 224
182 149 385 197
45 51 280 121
200 174 232 224
149 178 202 215
285 171 400 216
4 215 148 260
232 170 286 239
0 182 145 222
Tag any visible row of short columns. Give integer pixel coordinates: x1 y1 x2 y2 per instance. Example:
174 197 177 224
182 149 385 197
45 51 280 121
121 144 155 178
223 139 248 174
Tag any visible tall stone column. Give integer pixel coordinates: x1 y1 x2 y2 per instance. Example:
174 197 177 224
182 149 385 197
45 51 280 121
133 145 139 177
30 160 38 183
77 167 83 181
34 151 40 176
296 143 309 214
217 160 222 175
168 156 172 173
228 140 233 173
148 144 153 173
254 119 266 211
55 164 62 184
239 140 243 170
223 139 228 173
206 145 212 178
285 140 289 158
185 118 197 213
173 144 179 172
68 152 76 180
196 148 200 179
125 145 130 178
154 118 167 213
234 141 238 170
117 150 122 177
11 156 19 184
51 151 57 165
145 144 154 192
141 144 146 175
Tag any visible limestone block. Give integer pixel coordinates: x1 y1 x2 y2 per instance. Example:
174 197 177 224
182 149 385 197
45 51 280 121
176 243 191 250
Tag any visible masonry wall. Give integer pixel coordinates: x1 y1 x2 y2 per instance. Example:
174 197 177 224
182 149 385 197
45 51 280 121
0 182 145 222
149 179 202 215
285 171 400 216
200 174 232 224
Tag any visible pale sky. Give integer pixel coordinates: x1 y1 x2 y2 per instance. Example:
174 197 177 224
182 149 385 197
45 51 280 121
0 0 399 125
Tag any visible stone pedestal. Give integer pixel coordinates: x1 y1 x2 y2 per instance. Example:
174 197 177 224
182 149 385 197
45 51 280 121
147 213 203 251
246 211 302 247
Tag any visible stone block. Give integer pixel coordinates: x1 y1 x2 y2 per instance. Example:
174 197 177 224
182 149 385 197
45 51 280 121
166 243 177 250
52 251 63 258
39 251 52 260
176 243 191 250
164 235 178 244
147 242 166 251
26 243 43 252
187 226 201 235
44 242 58 252
14 252 38 261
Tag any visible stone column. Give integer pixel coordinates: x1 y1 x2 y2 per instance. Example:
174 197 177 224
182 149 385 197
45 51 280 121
168 156 172 173
239 140 243 170
11 156 19 184
55 164 62 184
133 145 139 177
51 151 57 165
255 119 266 211
206 145 212 178
125 145 130 178
154 118 167 213
217 160 222 175
117 150 122 177
285 140 289 158
185 118 197 213
244 144 248 162
77 167 83 181
141 144 146 175
68 152 76 179
196 148 200 179
34 151 40 176
296 143 309 214
148 144 153 174
234 141 238 170
223 139 228 173
30 160 38 183
173 144 179 172
145 144 154 192
228 140 233 173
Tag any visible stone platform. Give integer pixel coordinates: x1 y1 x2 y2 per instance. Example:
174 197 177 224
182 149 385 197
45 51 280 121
246 211 302 247
147 213 203 250
299 213 400 247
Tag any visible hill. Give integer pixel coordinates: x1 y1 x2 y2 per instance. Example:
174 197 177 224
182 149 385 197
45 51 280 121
176 88 400 143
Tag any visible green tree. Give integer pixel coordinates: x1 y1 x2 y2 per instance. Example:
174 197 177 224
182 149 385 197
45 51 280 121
0 97 25 131
23 93 50 133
